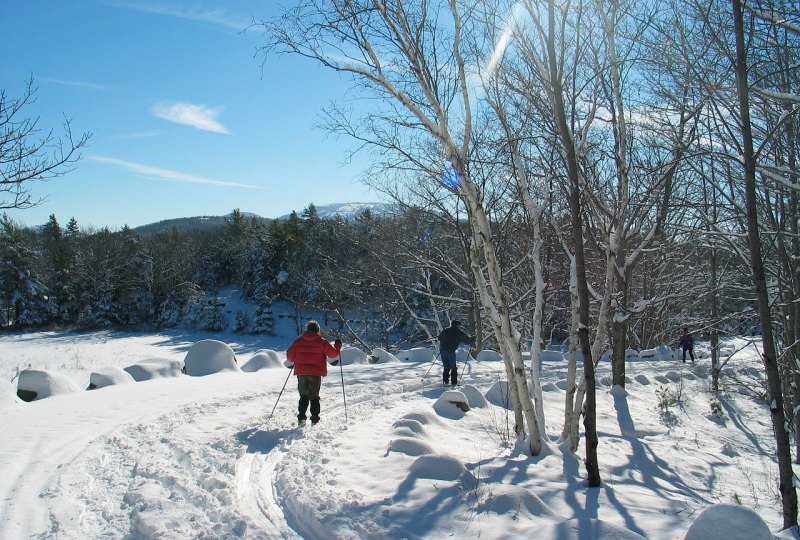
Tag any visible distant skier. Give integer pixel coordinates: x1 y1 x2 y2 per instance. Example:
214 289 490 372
679 327 695 363
437 320 473 387
286 320 342 426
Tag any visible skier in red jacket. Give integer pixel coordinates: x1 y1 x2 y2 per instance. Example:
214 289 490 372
286 320 342 426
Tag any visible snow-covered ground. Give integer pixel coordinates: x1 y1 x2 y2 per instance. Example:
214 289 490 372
0 328 792 539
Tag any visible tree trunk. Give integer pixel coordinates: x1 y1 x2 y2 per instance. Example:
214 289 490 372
732 0 797 526
461 178 542 455
546 0 600 486
562 258 580 443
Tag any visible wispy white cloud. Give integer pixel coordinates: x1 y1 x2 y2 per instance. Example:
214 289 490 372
90 156 262 189
106 1 251 30
115 130 161 140
40 78 107 90
151 102 231 134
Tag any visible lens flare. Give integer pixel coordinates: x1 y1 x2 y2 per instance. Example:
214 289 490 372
442 167 462 189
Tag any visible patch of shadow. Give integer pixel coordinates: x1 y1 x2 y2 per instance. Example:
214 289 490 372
236 428 294 454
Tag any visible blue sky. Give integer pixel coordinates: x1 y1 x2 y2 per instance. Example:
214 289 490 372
1 0 380 229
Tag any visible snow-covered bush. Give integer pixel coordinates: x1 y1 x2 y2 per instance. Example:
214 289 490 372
708 396 725 420
370 348 399 364
242 349 283 372
88 366 136 389
76 305 112 330
336 346 368 366
183 340 240 376
155 298 181 327
485 380 513 410
124 358 183 381
434 390 470 418
396 347 435 363
476 349 502 362
17 368 82 401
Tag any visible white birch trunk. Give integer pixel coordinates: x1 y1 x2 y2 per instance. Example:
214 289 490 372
465 226 525 433
460 177 542 455
561 256 580 443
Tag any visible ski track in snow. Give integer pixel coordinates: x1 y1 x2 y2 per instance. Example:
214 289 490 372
1 362 488 539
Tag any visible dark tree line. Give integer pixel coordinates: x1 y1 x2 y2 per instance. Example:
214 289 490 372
1 203 757 351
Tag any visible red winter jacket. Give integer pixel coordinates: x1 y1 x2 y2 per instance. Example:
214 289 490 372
287 331 340 376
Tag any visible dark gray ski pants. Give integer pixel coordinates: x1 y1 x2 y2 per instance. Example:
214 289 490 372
297 375 322 422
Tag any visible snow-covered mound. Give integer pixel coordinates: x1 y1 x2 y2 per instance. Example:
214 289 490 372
460 384 487 408
655 345 674 361
640 348 657 360
433 389 470 418
88 366 136 389
336 346 368 366
386 437 435 456
456 348 472 362
683 503 772 540
370 347 399 364
409 454 473 482
541 349 564 362
395 347 434 362
183 340 241 376
485 380 513 409
0 379 21 408
480 483 559 519
241 349 283 372
476 349 502 362
17 368 82 401
124 358 183 381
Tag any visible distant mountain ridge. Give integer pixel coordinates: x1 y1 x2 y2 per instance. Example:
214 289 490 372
276 202 394 221
133 202 392 236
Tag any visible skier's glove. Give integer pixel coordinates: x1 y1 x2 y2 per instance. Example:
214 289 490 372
334 338 342 350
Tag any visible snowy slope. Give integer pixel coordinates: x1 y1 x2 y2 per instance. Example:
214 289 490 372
0 331 791 539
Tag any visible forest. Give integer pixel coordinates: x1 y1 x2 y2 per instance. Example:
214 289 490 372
0 201 758 349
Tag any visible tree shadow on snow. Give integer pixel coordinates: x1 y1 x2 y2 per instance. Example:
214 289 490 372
598 391 713 534
352 468 472 537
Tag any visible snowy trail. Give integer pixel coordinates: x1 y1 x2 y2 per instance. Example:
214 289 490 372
0 360 470 539
0 372 289 538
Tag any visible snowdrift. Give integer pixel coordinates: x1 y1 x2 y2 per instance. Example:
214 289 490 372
183 339 241 376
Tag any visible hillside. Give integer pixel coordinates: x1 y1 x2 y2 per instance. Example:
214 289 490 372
132 202 393 236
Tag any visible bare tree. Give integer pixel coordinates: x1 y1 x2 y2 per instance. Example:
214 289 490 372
1 79 90 210
259 0 544 454
730 0 798 526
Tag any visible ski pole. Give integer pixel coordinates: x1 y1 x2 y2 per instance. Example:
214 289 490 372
459 349 473 384
338 349 348 422
421 351 441 383
267 365 294 422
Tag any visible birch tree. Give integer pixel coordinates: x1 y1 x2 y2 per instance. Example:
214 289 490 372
260 0 543 454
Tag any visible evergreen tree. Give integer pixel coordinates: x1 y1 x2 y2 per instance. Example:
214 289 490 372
0 215 54 326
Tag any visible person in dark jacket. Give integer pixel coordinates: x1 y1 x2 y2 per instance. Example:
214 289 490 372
286 320 342 426
437 320 473 387
679 326 695 363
